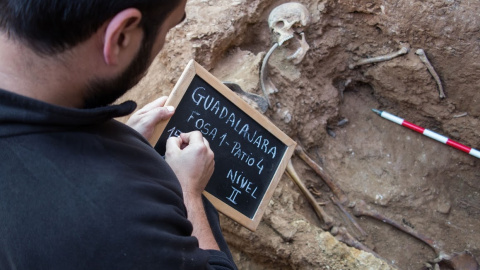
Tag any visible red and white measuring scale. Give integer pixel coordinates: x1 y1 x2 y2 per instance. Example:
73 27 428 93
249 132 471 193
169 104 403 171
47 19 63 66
373 109 480 159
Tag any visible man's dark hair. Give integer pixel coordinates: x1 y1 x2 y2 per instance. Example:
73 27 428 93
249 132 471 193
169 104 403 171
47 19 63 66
0 0 181 55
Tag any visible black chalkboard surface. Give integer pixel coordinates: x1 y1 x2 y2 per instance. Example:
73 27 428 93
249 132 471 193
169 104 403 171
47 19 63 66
150 60 296 231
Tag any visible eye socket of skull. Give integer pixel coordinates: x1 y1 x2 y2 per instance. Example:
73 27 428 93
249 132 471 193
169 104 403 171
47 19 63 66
275 21 285 29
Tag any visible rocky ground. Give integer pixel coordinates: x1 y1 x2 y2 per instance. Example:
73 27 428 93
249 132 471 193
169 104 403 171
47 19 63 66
119 0 480 269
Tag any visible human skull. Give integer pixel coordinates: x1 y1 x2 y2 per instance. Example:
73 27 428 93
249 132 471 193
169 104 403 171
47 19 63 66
268 2 310 45
268 2 311 64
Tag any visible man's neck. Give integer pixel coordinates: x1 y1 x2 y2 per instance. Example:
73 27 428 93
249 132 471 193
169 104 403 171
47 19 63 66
0 34 94 108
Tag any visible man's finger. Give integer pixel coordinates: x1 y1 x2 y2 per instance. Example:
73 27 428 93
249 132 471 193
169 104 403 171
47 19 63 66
166 135 183 150
140 96 168 111
144 106 175 124
180 131 204 145
203 137 210 148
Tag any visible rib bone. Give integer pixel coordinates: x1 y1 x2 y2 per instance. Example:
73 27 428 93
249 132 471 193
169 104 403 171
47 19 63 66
415 49 446 99
349 47 409 69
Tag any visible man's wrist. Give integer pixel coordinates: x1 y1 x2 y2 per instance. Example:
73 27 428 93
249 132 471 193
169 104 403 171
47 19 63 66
183 191 203 203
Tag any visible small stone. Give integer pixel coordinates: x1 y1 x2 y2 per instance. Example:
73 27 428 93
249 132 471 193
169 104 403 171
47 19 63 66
437 201 451 214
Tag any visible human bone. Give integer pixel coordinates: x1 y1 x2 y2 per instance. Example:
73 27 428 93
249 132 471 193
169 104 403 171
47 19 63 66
260 43 280 109
268 2 311 64
286 32 310 64
348 46 410 69
415 49 446 99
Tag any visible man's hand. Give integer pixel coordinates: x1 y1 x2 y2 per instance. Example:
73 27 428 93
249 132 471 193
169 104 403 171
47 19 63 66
126 96 175 141
165 131 215 197
164 131 219 250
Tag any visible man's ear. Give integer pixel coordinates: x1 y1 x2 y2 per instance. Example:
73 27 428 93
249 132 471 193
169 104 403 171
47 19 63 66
103 8 143 65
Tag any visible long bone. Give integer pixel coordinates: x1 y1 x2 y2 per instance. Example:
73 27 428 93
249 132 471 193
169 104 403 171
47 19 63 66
295 145 348 204
349 47 410 69
286 160 334 230
415 49 446 99
352 200 479 269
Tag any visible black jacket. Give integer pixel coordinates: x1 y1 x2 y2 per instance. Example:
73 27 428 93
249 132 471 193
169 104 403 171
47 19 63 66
0 89 236 270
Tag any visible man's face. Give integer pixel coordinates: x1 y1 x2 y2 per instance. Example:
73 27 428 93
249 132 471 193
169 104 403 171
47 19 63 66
83 0 187 109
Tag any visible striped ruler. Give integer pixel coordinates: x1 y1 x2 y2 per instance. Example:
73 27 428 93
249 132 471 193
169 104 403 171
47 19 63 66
372 109 480 159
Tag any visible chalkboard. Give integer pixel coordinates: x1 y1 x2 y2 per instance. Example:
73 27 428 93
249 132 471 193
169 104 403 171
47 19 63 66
150 60 296 231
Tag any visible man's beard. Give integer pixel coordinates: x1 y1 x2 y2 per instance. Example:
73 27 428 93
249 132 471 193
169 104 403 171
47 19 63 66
83 36 155 109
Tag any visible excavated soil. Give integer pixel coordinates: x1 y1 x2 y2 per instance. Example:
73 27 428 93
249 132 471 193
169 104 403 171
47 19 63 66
118 0 480 269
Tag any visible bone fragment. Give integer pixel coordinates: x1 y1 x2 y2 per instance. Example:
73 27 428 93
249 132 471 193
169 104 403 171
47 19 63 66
295 145 348 204
331 196 367 238
337 118 349 127
453 112 468 118
260 43 279 108
326 128 336 138
308 185 322 196
286 160 334 230
349 47 410 69
415 49 446 99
